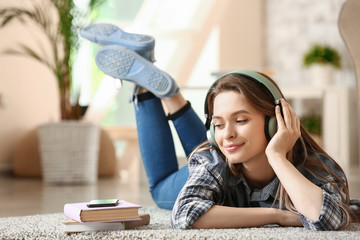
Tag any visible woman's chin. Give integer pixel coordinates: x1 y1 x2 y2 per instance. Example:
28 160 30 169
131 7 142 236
226 155 244 165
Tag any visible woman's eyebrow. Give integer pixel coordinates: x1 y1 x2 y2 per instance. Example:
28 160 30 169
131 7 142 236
212 110 249 119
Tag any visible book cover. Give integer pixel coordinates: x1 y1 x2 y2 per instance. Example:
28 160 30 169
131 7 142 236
64 200 141 222
63 213 150 233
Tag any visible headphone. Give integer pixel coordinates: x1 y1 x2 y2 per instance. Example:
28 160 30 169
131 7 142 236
204 70 283 148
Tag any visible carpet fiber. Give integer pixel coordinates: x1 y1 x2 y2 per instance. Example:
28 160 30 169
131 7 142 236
0 207 359 239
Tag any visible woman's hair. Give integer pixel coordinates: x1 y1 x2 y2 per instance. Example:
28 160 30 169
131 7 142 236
191 73 355 228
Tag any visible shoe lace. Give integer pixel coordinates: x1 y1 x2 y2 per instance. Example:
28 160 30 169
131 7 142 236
129 85 141 110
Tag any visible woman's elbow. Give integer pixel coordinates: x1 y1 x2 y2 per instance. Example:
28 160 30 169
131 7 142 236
191 219 203 229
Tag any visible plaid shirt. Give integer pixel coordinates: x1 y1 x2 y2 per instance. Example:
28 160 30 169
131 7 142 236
171 148 347 230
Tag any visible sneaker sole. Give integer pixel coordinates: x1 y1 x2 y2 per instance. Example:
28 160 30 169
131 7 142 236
95 46 172 96
80 23 155 51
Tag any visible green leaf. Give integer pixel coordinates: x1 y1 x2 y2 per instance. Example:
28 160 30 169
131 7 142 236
0 0 108 119
303 44 341 69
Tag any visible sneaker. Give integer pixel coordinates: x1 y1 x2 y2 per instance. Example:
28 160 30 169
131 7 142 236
80 23 155 62
95 45 178 98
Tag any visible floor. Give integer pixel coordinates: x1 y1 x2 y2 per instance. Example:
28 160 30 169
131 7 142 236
1 166 360 218
0 172 155 218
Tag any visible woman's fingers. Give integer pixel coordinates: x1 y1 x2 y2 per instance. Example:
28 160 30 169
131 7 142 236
275 99 301 140
286 100 301 137
279 100 297 127
275 104 284 128
267 99 301 157
282 99 293 129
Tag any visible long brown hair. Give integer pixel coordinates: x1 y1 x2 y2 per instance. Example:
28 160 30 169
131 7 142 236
191 73 355 228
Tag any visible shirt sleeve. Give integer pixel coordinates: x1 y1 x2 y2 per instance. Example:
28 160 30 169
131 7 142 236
299 178 346 230
171 154 225 229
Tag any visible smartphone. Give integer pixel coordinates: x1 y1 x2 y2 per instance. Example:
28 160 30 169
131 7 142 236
87 199 119 208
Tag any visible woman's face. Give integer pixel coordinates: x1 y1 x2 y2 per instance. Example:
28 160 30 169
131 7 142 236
212 90 268 165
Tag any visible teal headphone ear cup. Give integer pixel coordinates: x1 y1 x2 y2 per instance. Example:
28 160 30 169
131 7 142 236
207 122 219 148
265 116 277 141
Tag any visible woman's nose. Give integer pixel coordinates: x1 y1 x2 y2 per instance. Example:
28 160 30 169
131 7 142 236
224 124 236 140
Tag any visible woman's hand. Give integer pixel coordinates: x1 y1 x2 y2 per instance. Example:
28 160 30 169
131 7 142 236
276 209 303 227
265 99 301 158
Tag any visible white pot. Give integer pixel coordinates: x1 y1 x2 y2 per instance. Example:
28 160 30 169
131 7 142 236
37 121 100 184
312 64 334 87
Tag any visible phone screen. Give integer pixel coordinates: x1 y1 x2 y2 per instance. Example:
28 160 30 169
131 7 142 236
87 199 119 208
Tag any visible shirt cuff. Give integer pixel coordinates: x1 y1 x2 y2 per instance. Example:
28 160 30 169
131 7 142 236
299 190 344 231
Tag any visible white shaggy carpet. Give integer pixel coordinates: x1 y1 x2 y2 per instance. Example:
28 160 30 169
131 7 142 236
0 207 359 240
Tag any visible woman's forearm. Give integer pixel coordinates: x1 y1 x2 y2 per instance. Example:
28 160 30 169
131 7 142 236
267 153 323 221
191 205 294 229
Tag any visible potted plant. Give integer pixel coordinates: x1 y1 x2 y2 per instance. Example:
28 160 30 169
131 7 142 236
0 0 107 184
303 44 341 87
0 0 107 119
300 115 322 146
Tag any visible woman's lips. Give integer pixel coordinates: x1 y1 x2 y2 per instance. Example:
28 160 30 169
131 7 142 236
225 143 244 152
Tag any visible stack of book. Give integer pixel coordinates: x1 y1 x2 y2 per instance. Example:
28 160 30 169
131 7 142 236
63 200 150 233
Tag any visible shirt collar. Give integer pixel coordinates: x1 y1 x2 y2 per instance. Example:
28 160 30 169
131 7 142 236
237 175 280 201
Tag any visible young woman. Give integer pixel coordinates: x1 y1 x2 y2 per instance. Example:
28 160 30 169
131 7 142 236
171 71 355 231
81 23 358 231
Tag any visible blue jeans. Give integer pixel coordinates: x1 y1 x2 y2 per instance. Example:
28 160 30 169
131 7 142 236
134 97 206 209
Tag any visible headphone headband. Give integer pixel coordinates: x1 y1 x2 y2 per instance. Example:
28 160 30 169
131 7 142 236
204 70 282 129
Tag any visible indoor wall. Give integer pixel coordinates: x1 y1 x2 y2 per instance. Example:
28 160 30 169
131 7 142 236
0 0 60 171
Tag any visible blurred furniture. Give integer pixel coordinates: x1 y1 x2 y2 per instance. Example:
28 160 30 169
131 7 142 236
338 0 360 167
13 127 117 178
103 126 141 183
283 87 357 174
322 87 357 173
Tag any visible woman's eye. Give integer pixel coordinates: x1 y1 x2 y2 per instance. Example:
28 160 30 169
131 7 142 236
214 123 224 129
236 119 247 123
